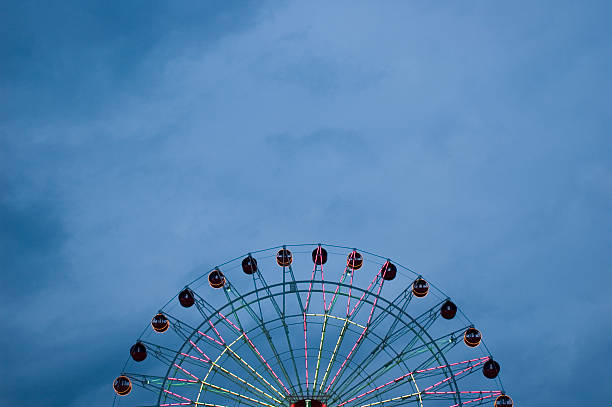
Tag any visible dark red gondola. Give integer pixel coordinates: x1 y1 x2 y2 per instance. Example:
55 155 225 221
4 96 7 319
494 395 513 407
412 278 429 297
130 342 147 362
277 248 292 267
440 300 457 320
113 375 132 396
242 255 258 274
179 288 195 307
464 327 482 348
312 247 328 265
209 269 226 288
151 313 169 333
347 250 363 270
483 358 500 379
381 261 397 280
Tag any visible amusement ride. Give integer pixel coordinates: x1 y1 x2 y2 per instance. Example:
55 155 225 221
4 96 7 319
112 243 512 407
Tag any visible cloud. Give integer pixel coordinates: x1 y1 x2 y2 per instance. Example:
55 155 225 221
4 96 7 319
0 184 67 297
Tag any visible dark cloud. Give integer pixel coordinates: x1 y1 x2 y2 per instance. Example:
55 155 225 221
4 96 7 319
0 0 260 121
0 180 67 299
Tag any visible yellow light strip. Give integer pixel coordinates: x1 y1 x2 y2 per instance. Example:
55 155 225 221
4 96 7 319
224 344 284 398
198 380 276 407
356 373 422 407
312 313 328 389
318 318 349 392
210 358 282 403
357 391 420 407
196 333 285 407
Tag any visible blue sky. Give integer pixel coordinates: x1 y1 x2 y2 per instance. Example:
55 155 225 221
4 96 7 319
1 1 611 405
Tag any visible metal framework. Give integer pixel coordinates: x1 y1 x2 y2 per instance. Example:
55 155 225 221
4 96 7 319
113 243 509 407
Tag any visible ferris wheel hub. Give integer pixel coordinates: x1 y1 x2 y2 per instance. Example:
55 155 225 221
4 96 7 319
290 399 327 407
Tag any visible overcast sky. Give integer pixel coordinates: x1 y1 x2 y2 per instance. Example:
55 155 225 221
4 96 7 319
1 1 611 406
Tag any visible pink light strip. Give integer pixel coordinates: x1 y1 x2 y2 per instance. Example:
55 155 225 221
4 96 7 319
449 392 500 407
337 357 490 406
173 363 201 381
349 273 379 317
425 391 501 394
304 312 309 390
198 329 224 346
303 257 318 390
346 268 355 316
160 403 192 406
208 320 226 345
218 312 290 395
325 277 385 393
423 359 488 392
180 352 210 364
316 247 327 310
164 389 193 402
188 339 211 362
327 257 350 313
167 377 199 383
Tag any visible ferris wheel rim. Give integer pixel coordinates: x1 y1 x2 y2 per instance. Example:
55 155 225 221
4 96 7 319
155 279 471 406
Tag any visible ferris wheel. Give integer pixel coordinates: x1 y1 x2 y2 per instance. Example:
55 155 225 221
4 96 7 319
113 244 513 407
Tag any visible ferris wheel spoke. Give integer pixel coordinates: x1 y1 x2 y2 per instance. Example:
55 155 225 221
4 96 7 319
284 264 306 314
351 390 502 407
384 302 441 347
216 311 291 395
414 390 502 407
142 341 209 371
445 391 502 407
191 289 292 396
315 246 328 310
302 255 321 391
195 370 283 407
196 377 280 407
374 320 466 405
336 357 490 407
317 314 350 393
336 328 463 401
332 298 443 397
161 312 220 363
324 274 386 394
203 317 287 400
160 403 225 407
317 278 372 393
254 263 305 395
221 282 295 394
331 327 466 405
145 340 284 405
161 311 282 396
121 373 197 405
250 272 266 321
350 392 424 407
423 357 489 394
348 273 381 318
317 270 378 393
313 261 352 391
325 257 351 313
361 287 413 338
311 247 331 391
162 311 228 360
